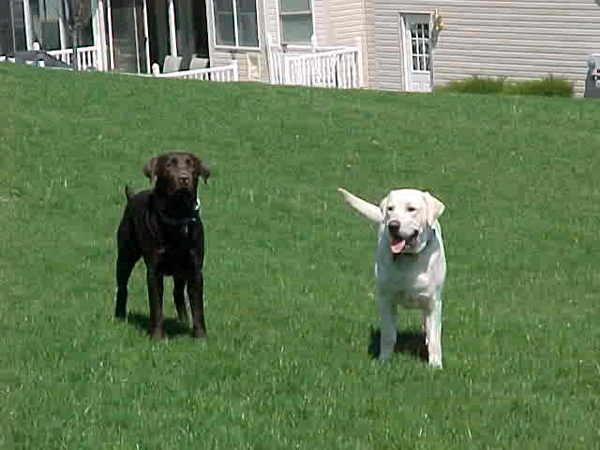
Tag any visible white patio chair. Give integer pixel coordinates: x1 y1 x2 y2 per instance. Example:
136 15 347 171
163 55 183 73
189 57 209 71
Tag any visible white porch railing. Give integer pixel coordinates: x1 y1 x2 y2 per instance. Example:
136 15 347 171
151 61 239 82
267 36 363 89
47 46 101 70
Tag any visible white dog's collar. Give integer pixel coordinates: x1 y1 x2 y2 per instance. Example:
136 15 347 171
393 228 435 258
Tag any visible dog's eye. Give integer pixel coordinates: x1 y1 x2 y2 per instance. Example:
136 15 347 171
407 206 417 212
387 205 394 211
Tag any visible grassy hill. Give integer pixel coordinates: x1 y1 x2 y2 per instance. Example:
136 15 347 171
1 62 599 449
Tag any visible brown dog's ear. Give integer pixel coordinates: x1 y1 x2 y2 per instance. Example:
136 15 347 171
143 157 158 183
195 157 210 185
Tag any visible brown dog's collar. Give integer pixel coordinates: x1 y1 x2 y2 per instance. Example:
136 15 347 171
151 195 202 240
157 209 199 227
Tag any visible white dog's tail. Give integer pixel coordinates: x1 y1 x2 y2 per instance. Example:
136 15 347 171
338 188 384 222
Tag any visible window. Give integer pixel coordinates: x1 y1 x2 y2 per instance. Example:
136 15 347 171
409 22 430 72
279 0 313 45
0 0 28 54
0 1 16 54
30 0 62 50
214 0 258 48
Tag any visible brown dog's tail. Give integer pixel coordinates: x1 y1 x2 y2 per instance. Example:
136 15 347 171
125 185 136 201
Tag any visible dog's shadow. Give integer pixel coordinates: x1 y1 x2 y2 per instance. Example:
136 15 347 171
367 327 428 362
126 312 190 338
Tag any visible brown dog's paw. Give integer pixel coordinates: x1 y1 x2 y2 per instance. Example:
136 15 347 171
193 327 207 339
150 327 166 340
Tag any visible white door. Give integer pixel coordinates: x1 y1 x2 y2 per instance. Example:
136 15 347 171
402 14 432 92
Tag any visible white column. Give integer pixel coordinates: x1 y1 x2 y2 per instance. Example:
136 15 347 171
354 36 364 88
167 0 177 56
96 0 108 71
90 0 103 70
58 12 67 49
142 0 150 72
22 0 34 50
232 59 239 81
231 0 238 46
106 0 115 69
132 0 140 73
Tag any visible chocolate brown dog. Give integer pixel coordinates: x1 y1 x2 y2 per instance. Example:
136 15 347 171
115 153 210 339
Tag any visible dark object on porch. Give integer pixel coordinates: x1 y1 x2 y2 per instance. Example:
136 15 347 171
585 54 600 98
13 50 73 69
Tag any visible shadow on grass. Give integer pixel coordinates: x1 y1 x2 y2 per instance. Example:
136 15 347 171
368 327 428 363
125 312 191 338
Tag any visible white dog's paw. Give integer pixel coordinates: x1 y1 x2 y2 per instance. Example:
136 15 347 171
378 345 394 361
428 359 443 369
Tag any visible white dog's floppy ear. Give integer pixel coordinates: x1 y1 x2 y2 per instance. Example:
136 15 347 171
338 188 384 222
423 192 445 227
379 195 389 216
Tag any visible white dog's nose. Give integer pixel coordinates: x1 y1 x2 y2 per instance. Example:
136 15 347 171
388 220 400 234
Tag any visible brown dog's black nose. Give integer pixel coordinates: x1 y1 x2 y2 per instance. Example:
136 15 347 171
179 174 190 186
388 220 400 234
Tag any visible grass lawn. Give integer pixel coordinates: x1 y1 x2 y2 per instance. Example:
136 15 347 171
1 63 599 449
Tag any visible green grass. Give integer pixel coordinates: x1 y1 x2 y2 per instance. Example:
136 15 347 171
440 75 574 97
1 63 599 449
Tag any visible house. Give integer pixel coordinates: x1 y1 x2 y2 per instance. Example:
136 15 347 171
1 0 599 95
0 0 210 73
204 0 371 86
374 0 600 96
0 0 368 86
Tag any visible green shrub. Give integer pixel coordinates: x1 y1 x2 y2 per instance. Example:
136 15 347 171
439 74 573 97
505 75 574 97
440 75 506 94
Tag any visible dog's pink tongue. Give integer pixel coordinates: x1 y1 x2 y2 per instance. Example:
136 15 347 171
390 239 406 254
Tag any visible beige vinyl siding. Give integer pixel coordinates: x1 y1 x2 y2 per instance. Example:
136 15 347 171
313 0 331 45
373 4 404 91
374 0 600 95
328 0 371 86
364 0 376 87
329 0 362 44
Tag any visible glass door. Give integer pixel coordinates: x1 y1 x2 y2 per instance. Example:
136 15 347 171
105 0 149 73
402 14 433 93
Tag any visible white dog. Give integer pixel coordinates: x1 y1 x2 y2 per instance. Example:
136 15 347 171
338 188 447 368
